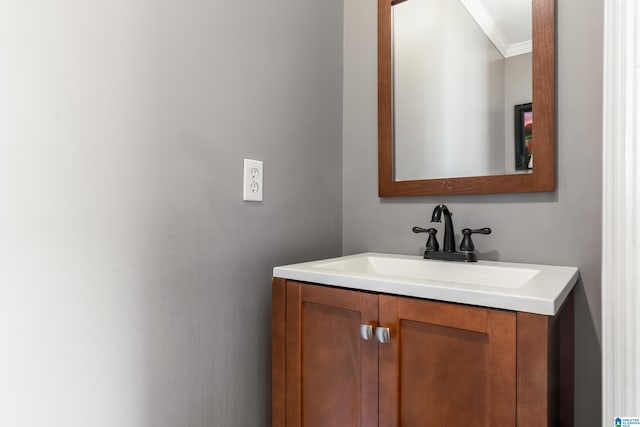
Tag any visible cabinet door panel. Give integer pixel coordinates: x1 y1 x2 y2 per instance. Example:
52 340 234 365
286 282 378 427
379 296 516 427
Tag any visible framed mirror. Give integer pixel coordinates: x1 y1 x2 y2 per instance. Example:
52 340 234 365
378 0 555 196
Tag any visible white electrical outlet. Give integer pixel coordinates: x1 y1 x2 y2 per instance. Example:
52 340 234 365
243 158 263 201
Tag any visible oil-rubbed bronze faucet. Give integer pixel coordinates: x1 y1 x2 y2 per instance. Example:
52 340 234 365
412 204 492 262
431 204 456 252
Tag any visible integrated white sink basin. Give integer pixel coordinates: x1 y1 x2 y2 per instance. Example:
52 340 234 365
273 253 579 315
315 255 540 289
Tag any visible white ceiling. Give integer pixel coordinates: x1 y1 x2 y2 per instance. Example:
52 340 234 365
459 0 532 57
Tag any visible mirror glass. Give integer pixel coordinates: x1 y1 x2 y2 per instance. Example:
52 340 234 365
392 0 533 181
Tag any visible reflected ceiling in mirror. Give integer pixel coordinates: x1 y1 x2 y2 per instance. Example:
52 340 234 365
393 0 532 181
378 0 556 196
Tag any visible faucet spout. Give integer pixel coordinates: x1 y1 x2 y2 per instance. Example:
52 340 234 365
413 204 491 262
431 204 456 252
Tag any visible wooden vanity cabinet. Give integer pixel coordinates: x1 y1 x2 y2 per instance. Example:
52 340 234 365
378 293 517 426
272 278 574 427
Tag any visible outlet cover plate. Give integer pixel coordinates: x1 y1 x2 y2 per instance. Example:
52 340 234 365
243 158 263 201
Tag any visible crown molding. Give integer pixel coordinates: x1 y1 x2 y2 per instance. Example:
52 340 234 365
459 0 532 58
506 40 532 58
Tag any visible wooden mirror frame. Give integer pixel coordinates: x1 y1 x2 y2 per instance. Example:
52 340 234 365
378 0 555 197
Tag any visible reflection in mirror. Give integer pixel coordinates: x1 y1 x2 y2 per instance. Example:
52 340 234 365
393 0 533 181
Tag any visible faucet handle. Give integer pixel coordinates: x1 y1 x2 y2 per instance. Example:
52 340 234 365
460 228 492 252
412 227 439 251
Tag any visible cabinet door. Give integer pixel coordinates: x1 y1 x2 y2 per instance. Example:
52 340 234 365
379 296 516 426
285 282 379 427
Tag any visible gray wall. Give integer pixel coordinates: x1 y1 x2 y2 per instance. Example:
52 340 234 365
343 0 602 425
0 0 342 425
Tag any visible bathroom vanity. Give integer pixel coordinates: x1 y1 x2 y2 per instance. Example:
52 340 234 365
272 253 578 426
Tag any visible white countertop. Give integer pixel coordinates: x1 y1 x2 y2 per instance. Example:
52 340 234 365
273 252 579 315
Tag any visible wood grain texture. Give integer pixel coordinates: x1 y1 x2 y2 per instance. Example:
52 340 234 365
517 312 551 427
381 296 516 426
377 0 393 197
378 295 399 427
360 292 379 427
285 282 302 427
513 294 575 427
399 321 492 424
285 282 378 427
397 296 488 334
532 0 556 192
377 0 556 196
379 173 533 197
301 302 361 426
488 309 518 425
272 278 287 427
275 281 571 427
301 283 362 312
